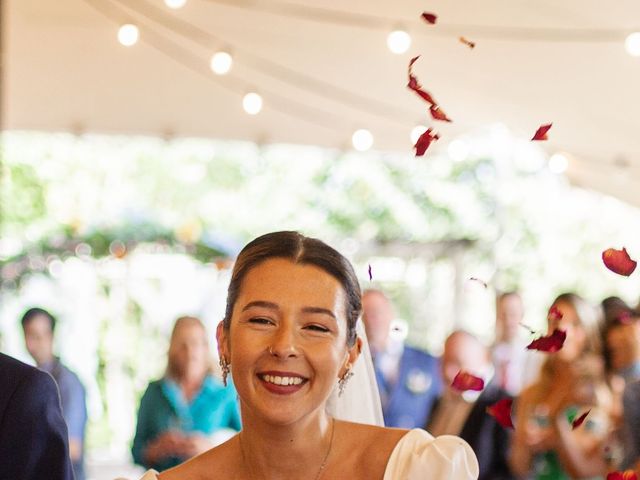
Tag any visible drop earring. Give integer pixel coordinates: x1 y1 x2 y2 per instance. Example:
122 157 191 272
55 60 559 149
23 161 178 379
219 357 230 386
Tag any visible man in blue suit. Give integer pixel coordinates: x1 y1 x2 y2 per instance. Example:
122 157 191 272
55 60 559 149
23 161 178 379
362 289 442 428
0 352 74 480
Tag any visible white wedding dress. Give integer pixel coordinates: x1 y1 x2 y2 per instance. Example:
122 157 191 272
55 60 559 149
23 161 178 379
123 324 479 479
134 430 477 479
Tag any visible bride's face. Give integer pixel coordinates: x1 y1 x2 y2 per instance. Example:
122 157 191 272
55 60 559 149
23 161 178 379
218 258 360 425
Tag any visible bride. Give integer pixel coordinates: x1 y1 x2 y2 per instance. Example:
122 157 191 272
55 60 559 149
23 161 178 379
132 231 478 479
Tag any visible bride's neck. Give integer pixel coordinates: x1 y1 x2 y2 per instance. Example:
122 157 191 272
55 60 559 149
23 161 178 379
237 410 334 479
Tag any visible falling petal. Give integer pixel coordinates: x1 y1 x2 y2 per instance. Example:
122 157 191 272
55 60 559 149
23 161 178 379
548 306 563 321
368 264 373 281
451 371 485 392
459 36 476 49
526 328 567 353
618 311 634 325
531 123 552 141
571 410 590 430
430 104 453 122
469 277 488 288
602 247 637 276
421 12 437 24
407 56 438 106
414 128 440 156
519 323 538 335
606 472 638 480
486 398 514 429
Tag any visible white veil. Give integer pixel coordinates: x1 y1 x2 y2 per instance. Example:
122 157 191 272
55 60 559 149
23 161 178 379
326 321 384 426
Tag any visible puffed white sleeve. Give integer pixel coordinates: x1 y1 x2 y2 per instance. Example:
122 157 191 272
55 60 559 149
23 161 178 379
139 471 159 480
113 470 158 480
384 429 479 480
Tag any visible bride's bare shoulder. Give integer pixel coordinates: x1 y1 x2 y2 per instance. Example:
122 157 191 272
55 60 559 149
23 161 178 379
158 437 239 480
337 421 408 458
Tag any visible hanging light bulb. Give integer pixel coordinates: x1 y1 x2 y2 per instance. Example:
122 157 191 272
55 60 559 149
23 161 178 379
625 32 640 57
165 0 187 8
210 51 233 75
118 24 139 46
387 29 411 54
352 129 374 151
549 153 569 174
243 92 263 115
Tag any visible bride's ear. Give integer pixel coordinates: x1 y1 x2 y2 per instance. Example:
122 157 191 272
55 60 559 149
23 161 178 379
216 320 229 358
346 336 362 366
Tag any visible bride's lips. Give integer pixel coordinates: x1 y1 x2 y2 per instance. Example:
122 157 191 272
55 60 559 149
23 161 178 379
257 370 309 395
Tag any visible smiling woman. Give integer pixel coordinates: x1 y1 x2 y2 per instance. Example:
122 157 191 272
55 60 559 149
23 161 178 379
128 231 478 479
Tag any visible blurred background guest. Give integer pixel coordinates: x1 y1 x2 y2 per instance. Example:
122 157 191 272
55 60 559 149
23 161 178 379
362 289 442 428
21 307 88 480
621 378 640 470
602 299 640 385
428 330 514 480
601 304 640 472
510 293 614 479
131 316 241 472
492 291 540 396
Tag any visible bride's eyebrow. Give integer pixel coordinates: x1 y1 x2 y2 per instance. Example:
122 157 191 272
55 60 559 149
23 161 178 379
241 301 336 321
301 307 337 321
242 300 278 312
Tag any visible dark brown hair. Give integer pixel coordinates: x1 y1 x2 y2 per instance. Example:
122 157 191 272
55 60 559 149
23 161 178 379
223 231 361 346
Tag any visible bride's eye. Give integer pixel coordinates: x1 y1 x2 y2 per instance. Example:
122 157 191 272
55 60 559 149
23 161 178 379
305 324 330 333
249 317 273 325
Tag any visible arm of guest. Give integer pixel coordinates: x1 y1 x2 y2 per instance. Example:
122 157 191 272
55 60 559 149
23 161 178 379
550 412 609 478
509 390 537 476
58 371 87 462
132 385 158 467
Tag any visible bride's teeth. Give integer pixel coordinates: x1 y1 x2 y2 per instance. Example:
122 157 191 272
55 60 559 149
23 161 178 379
262 375 303 386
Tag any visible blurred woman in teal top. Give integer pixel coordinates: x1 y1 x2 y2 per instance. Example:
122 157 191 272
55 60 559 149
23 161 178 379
132 316 241 471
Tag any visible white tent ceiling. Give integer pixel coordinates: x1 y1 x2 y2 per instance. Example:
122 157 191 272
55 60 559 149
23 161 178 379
3 0 640 204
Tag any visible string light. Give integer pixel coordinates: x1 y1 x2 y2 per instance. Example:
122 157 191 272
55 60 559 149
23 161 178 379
243 92 263 115
625 32 640 57
118 24 139 46
165 0 187 9
210 51 233 75
352 129 374 151
387 29 411 54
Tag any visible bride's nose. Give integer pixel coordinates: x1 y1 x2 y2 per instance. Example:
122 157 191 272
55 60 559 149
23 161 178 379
268 324 300 358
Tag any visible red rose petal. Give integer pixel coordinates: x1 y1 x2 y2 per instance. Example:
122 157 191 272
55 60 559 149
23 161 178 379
602 247 637 276
469 277 488 288
486 398 514 429
459 36 476 49
421 12 437 24
526 328 567 353
548 306 563 321
571 410 590 430
607 471 638 480
368 264 372 281
451 371 485 392
618 311 634 325
519 323 537 335
407 57 438 106
430 104 453 122
531 123 552 141
414 128 440 156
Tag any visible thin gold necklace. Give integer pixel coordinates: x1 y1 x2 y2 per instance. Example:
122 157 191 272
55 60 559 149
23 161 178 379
239 418 336 480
